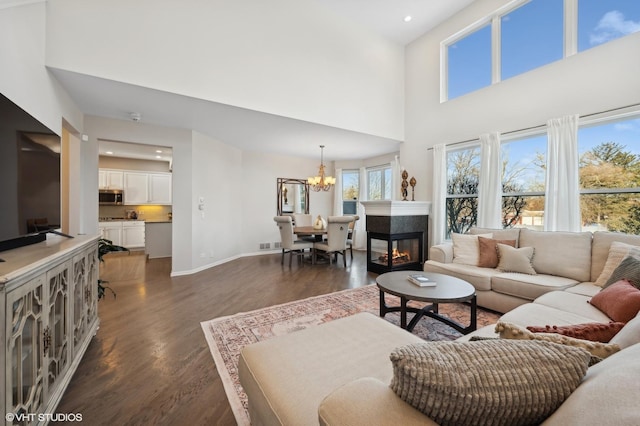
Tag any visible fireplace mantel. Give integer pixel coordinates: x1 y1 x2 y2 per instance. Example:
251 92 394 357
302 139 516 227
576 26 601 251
360 201 431 217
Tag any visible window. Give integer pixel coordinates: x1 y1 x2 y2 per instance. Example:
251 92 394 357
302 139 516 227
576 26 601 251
578 116 640 232
501 134 547 230
501 0 563 80
367 166 392 201
447 24 492 100
443 0 640 100
446 146 480 237
578 0 640 52
342 170 359 214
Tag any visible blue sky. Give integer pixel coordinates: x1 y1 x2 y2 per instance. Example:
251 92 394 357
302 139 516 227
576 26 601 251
448 0 640 99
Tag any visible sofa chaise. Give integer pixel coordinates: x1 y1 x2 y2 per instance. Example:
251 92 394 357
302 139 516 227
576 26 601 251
238 229 640 425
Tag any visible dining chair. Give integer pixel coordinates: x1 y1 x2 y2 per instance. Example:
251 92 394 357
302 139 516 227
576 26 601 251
292 213 313 227
274 216 314 266
313 216 354 267
346 215 359 260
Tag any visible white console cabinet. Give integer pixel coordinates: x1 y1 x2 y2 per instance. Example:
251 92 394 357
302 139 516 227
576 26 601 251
1 235 99 426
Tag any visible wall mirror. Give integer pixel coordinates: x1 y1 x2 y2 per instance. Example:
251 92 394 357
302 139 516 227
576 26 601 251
277 178 309 216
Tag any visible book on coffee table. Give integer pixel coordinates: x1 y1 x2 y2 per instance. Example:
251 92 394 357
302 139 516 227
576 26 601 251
407 274 436 287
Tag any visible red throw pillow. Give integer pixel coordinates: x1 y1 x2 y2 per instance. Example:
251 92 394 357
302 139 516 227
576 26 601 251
526 322 625 343
589 279 640 323
478 237 517 268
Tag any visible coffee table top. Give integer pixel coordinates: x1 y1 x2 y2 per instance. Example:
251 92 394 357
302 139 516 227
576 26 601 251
376 271 475 303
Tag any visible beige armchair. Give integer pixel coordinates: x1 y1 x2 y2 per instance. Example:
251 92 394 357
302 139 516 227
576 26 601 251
313 216 354 266
274 216 314 266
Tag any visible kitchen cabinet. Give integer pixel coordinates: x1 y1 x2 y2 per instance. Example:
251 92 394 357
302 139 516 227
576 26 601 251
124 172 149 205
123 171 172 205
149 173 172 204
1 235 99 425
145 222 172 258
98 169 124 190
99 221 123 246
122 221 145 248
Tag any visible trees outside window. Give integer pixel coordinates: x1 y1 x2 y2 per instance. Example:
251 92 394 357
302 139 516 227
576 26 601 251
367 166 392 200
342 170 359 214
446 147 480 236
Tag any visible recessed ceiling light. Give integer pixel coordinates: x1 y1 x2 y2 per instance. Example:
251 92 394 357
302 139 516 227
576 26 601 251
404 15 412 23
156 150 163 153
106 151 114 155
155 155 162 159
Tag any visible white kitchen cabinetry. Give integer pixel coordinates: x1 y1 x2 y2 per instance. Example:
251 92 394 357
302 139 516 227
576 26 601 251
149 173 172 204
123 171 172 205
122 221 145 248
123 172 149 205
98 169 124 190
2 235 99 426
99 221 123 246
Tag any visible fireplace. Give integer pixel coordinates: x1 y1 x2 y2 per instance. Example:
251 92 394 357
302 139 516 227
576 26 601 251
361 201 430 274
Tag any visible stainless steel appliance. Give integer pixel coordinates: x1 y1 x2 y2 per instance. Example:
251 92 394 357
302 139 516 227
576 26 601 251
99 189 124 205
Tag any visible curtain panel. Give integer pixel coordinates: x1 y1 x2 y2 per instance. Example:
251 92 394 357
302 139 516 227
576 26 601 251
478 132 502 229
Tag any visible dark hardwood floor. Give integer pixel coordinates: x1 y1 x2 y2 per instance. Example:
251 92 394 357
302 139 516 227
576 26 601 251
56 250 377 425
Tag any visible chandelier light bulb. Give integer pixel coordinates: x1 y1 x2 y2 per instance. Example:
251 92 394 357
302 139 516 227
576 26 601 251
308 145 335 192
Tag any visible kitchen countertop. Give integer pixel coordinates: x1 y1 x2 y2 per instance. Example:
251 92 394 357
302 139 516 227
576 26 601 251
144 220 172 224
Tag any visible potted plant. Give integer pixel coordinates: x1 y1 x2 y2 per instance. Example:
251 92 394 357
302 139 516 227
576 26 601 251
97 238 129 299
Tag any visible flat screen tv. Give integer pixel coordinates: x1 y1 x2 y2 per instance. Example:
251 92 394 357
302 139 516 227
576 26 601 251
0 92 61 252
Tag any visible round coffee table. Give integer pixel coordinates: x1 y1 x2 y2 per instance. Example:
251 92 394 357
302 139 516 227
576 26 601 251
376 271 477 334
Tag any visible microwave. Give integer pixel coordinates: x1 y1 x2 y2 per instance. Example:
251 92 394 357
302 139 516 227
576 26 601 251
99 189 124 205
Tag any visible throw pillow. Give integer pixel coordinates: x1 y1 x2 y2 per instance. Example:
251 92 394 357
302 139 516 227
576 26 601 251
609 311 640 349
603 254 640 289
389 340 590 426
594 241 640 287
451 233 492 266
477 237 517 268
495 321 620 360
525 322 625 343
496 243 536 275
589 279 640 323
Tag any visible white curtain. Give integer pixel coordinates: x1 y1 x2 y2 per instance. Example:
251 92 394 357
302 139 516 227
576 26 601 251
392 155 400 200
432 144 447 245
355 166 367 249
545 114 581 231
333 168 343 216
478 132 502 229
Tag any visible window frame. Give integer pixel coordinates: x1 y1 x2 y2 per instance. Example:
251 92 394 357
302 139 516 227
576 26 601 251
366 164 392 201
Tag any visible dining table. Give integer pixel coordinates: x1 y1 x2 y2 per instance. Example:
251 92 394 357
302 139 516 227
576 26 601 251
293 226 327 242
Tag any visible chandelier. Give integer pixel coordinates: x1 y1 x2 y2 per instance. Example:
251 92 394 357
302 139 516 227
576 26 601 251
308 145 335 191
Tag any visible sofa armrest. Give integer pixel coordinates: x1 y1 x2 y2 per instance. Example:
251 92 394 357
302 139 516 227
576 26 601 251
429 243 453 263
318 377 435 426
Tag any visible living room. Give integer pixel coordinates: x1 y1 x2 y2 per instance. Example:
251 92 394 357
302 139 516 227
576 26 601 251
1 0 639 424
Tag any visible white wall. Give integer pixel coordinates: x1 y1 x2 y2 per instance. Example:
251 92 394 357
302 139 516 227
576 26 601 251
403 0 640 202
45 0 404 140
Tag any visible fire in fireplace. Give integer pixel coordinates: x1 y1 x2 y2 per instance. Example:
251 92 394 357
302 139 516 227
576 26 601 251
368 231 423 274
378 248 411 265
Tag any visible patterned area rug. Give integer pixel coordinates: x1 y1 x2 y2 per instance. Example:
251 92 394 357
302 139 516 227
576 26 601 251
201 284 500 426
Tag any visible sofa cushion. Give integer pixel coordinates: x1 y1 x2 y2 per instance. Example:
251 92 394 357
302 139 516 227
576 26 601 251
423 260 496 291
491 273 578 301
477 236 516 268
594 241 640 287
590 279 640 323
533 291 611 321
604 254 640 289
501 300 611 327
496 244 536 274
610 311 640 349
542 343 640 426
470 227 521 245
590 231 640 284
526 322 625 343
495 322 620 359
564 282 601 297
451 233 492 266
390 340 590 426
519 229 592 282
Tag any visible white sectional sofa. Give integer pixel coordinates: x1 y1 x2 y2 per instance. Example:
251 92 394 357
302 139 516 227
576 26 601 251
424 228 640 313
238 229 640 425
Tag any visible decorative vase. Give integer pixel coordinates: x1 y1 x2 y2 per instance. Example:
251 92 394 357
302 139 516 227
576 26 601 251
313 215 326 230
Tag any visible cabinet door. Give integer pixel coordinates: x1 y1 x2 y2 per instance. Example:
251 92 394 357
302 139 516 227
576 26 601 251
6 275 47 419
122 223 145 248
102 226 122 246
106 170 124 190
149 173 172 204
98 170 107 189
45 261 71 397
72 247 99 357
124 172 149 205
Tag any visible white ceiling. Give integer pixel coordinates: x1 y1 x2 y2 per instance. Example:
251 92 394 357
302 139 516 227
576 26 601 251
40 0 475 161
